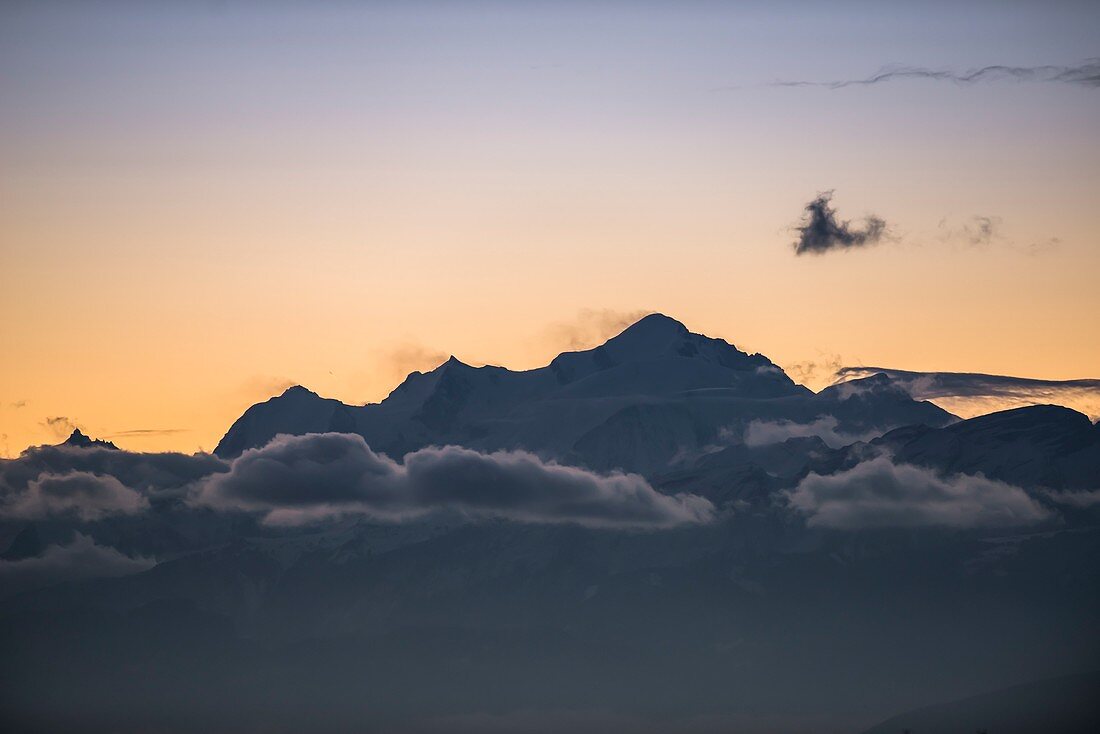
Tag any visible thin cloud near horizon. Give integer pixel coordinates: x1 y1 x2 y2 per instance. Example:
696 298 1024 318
768 59 1100 90
834 366 1100 420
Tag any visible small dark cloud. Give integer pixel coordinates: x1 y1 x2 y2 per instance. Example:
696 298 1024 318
0 533 154 598
835 367 1100 420
773 59 1100 90
8 400 27 409
792 192 888 255
785 456 1053 529
192 433 715 529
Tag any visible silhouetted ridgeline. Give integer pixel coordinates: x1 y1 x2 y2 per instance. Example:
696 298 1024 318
2 315 1098 733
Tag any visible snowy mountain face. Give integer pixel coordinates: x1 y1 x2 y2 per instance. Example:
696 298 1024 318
214 314 951 475
3 313 1099 733
212 386 357 459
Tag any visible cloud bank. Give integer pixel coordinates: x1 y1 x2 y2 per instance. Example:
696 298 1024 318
2 434 713 530
774 59 1100 90
192 433 715 529
743 416 871 449
0 533 155 598
2 471 148 521
793 192 887 255
785 456 1053 529
835 367 1100 420
1 443 228 500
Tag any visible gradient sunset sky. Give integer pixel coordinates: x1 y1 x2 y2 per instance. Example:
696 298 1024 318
2 0 1099 456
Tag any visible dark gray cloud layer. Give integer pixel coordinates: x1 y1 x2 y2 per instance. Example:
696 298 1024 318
3 435 713 530
793 192 887 255
1 444 229 499
0 533 154 598
3 471 148 521
0 444 230 594
193 433 715 529
785 456 1052 529
775 59 1100 90
0 444 228 525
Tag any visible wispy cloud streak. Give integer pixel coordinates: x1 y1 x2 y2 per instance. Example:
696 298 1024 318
773 59 1100 90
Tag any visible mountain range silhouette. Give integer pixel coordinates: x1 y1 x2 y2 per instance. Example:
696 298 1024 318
1 313 1098 733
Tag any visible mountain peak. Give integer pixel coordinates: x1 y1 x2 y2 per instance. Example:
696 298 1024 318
541 312 805 398
64 428 91 446
280 385 319 399
62 429 118 450
956 403 1093 433
600 313 692 358
616 313 689 340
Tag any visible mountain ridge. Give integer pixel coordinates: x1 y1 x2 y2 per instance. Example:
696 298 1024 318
213 314 953 470
5 319 1100 734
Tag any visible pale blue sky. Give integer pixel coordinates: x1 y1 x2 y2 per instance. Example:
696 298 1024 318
2 0 1098 454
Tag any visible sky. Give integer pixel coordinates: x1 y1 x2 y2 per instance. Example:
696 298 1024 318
1 0 1099 456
